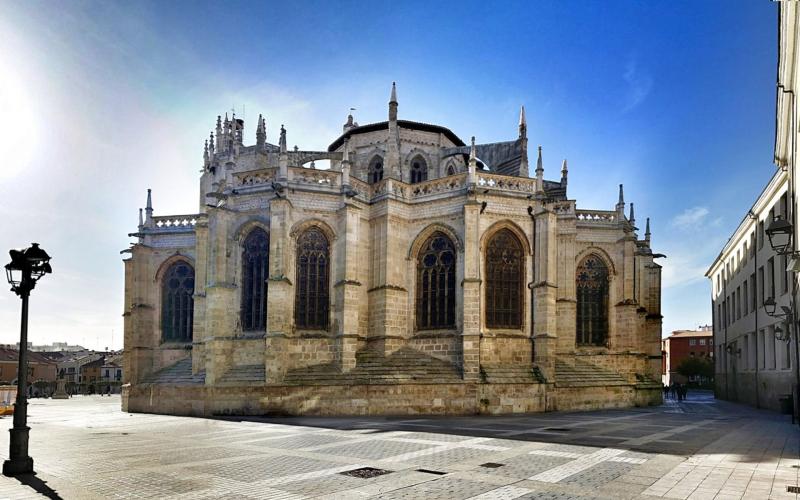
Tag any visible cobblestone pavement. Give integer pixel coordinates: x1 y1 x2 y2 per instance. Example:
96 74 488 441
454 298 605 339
0 391 797 499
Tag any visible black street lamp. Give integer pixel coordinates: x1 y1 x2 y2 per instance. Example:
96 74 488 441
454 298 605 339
3 243 51 476
766 216 795 256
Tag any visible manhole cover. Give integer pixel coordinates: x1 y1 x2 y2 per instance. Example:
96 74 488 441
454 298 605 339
480 462 505 468
543 428 571 432
788 486 800 493
340 467 392 479
416 469 447 475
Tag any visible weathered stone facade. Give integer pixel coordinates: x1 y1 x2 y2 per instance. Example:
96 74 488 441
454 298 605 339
122 85 663 416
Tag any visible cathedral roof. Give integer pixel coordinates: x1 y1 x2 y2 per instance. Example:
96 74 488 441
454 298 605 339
328 120 466 151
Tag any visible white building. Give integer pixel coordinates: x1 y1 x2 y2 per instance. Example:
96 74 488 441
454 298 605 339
706 168 793 410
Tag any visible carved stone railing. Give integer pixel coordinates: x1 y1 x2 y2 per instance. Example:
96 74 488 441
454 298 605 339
151 215 199 231
235 168 277 187
410 173 467 198
477 173 537 194
552 201 575 215
371 178 411 200
576 209 618 223
288 166 340 188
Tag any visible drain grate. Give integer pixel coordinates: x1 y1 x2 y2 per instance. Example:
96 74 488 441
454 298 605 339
480 462 505 468
788 486 800 493
340 467 393 479
543 427 571 432
416 469 447 475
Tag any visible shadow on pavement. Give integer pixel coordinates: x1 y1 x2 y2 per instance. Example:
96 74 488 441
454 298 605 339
15 473 62 499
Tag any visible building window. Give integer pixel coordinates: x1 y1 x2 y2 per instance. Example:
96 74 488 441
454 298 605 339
743 281 749 316
781 254 789 294
485 229 524 329
241 228 269 332
368 156 384 184
758 267 764 306
294 227 330 330
700 338 706 345
161 261 194 342
576 254 610 346
750 273 757 311
768 257 775 300
416 232 457 329
446 164 456 176
689 339 697 346
758 220 765 249
410 157 428 184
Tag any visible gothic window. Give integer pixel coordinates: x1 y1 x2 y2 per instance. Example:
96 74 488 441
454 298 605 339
241 228 269 331
576 254 609 346
416 232 456 329
446 164 456 176
368 156 384 184
295 227 330 329
485 229 524 329
410 157 428 184
161 261 194 342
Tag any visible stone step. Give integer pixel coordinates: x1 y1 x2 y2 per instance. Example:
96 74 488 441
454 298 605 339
219 364 266 384
142 358 205 385
554 359 628 387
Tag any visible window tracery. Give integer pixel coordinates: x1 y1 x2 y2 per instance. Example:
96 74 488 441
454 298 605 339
416 232 456 329
576 254 609 346
295 227 330 329
241 228 269 331
485 229 524 329
161 261 194 342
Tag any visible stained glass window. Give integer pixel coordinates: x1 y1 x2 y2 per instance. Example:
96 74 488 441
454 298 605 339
295 227 330 329
410 158 428 184
485 229 524 329
241 228 269 331
417 232 456 329
369 157 384 184
576 255 609 346
161 261 194 342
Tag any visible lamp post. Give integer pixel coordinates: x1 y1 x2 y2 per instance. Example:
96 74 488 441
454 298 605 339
3 243 51 476
765 214 800 426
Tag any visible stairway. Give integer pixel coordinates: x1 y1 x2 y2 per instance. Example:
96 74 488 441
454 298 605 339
554 359 628 387
283 347 462 385
218 364 265 384
480 364 539 384
142 358 205 385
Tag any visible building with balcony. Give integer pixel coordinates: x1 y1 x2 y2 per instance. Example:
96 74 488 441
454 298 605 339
122 85 664 416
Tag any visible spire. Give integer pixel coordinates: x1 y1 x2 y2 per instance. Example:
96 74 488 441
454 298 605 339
561 159 568 184
389 82 398 122
215 115 222 151
279 124 287 153
138 208 143 228
535 146 544 193
618 184 624 205
518 105 527 137
629 202 635 226
203 139 209 164
616 184 625 214
645 217 651 242
209 131 215 156
256 114 266 149
341 138 352 186
145 188 153 225
468 136 477 185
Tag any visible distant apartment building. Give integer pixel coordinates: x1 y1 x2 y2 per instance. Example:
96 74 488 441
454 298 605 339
661 326 713 385
706 168 793 411
57 353 104 384
0 348 57 384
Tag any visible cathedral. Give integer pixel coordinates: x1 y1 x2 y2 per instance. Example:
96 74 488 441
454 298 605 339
122 84 663 416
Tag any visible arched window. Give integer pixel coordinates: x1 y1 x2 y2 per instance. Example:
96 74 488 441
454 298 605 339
368 156 384 184
161 261 194 342
576 254 609 346
485 229 524 329
241 228 269 331
410 157 428 184
295 227 330 329
446 164 456 176
416 232 456 329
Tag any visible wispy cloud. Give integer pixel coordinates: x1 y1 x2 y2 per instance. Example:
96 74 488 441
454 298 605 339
670 206 710 230
622 58 653 113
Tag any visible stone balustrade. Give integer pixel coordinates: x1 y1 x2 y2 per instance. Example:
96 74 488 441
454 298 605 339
410 173 467 197
575 210 617 223
288 166 339 188
477 173 537 194
152 215 199 230
235 168 277 187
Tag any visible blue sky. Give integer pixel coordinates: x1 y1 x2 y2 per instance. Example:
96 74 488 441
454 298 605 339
0 1 778 349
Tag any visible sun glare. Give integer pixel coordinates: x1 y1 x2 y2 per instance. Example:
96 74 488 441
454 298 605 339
0 66 37 179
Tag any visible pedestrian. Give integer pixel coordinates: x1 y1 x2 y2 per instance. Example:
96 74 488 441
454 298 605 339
663 384 669 400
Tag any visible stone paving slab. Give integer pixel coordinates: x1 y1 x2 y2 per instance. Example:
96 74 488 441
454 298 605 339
0 392 795 498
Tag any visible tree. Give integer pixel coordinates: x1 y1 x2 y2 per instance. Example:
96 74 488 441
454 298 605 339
676 356 714 381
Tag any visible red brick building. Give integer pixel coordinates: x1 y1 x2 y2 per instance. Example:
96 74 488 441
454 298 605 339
662 326 714 385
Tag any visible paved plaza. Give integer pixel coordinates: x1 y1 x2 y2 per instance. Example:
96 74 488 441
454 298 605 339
0 392 796 499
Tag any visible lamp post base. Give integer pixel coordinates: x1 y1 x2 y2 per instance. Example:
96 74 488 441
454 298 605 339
2 456 33 476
